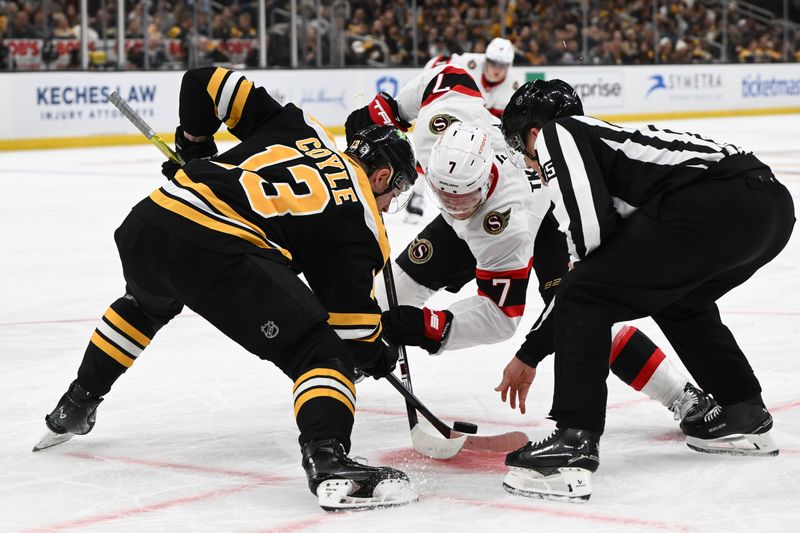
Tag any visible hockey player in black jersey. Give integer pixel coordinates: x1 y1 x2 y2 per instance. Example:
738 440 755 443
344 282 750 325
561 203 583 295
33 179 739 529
498 78 794 502
34 67 419 511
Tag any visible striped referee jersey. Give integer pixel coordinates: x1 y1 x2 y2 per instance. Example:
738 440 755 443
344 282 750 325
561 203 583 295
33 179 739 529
534 115 766 261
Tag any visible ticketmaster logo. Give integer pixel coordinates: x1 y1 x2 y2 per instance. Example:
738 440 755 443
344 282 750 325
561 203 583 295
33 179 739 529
742 75 800 97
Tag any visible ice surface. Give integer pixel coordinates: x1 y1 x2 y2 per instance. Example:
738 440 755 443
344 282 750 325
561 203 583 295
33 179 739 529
1 115 799 532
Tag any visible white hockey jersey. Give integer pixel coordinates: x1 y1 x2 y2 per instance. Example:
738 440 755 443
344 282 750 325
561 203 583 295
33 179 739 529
384 64 551 352
424 53 522 117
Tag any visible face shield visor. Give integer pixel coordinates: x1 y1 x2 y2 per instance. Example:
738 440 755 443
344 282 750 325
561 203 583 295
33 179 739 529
375 163 415 214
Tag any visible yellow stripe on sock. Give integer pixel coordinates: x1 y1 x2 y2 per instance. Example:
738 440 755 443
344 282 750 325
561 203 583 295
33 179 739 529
293 368 356 396
90 331 135 368
225 80 253 129
206 67 229 103
104 308 151 347
294 388 355 417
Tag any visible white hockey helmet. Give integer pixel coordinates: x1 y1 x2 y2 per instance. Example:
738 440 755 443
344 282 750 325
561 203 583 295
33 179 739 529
485 38 514 65
426 123 494 219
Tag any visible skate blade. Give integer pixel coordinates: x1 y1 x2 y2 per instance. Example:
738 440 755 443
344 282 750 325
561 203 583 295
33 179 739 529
503 466 592 503
686 431 779 456
33 429 74 452
318 479 418 512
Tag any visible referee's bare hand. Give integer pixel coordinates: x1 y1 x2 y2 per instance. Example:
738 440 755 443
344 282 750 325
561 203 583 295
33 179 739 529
495 357 536 414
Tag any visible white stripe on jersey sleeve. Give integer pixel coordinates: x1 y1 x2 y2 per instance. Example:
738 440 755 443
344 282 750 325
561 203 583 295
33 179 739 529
555 123 603 257
217 72 244 120
601 137 725 167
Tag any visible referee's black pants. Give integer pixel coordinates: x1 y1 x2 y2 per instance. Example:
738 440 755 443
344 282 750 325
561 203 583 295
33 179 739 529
550 172 795 433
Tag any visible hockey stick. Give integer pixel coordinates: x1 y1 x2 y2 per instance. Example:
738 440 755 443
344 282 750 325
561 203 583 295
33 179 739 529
383 373 529 457
382 260 529 458
108 91 185 165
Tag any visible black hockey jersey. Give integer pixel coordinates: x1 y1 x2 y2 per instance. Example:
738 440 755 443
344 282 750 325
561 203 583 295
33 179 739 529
132 67 390 342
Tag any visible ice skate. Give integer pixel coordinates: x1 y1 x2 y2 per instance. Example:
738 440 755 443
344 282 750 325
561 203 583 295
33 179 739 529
670 382 716 427
403 191 425 224
681 394 778 456
302 438 418 511
33 381 103 452
503 428 600 503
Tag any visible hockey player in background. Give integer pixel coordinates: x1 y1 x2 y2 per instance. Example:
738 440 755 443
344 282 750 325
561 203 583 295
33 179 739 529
34 67 419 511
346 67 711 443
498 78 794 502
405 37 521 221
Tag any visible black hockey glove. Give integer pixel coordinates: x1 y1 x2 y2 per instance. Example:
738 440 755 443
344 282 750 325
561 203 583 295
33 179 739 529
381 306 454 355
350 337 399 379
344 92 411 145
161 126 219 179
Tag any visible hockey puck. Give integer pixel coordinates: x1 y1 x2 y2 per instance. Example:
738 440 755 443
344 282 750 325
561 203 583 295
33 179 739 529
453 421 478 434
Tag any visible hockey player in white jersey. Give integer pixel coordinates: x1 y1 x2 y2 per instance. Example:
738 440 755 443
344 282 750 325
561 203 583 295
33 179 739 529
425 37 520 118
345 67 713 442
404 38 521 221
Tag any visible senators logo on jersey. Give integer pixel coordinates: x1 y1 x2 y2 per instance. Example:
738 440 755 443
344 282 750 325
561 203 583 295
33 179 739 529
483 208 511 235
408 237 433 264
428 113 460 135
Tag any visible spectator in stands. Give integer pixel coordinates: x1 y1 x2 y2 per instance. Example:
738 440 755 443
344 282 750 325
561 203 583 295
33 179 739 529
210 13 230 39
231 10 256 39
522 38 547 65
51 12 74 39
9 10 35 38
347 7 368 36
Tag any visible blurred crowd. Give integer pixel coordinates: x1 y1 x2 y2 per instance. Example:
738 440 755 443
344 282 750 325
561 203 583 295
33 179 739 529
0 0 798 70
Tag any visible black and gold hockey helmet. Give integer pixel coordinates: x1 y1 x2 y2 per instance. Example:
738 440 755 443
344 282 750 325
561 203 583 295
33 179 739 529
345 124 417 194
501 79 583 164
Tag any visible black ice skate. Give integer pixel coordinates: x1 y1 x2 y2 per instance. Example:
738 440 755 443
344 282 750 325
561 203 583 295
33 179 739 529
33 380 104 452
670 382 717 428
503 428 600 503
302 438 417 511
681 394 778 456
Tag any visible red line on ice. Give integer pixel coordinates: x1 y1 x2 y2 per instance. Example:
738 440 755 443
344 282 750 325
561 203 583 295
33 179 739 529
24 482 265 532
443 496 689 531
768 399 800 412
64 451 288 482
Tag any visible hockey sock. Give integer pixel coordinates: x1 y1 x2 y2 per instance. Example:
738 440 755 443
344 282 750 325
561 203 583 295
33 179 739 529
293 361 356 452
77 296 158 396
610 325 688 408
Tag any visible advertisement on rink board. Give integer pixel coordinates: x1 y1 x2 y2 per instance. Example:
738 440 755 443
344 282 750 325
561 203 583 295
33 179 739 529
0 64 798 145
0 68 418 143
525 69 625 110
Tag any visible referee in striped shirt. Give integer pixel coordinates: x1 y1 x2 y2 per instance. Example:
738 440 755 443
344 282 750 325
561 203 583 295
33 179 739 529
496 79 795 501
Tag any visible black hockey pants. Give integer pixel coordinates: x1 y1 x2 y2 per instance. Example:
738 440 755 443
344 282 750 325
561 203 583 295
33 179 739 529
549 171 795 433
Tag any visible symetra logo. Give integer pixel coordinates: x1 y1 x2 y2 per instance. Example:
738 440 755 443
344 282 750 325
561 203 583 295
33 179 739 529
742 75 800 98
376 76 399 98
645 72 723 100
645 75 667 97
